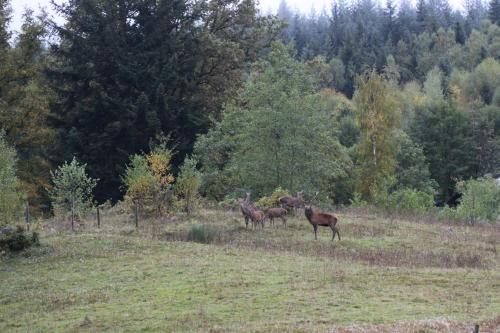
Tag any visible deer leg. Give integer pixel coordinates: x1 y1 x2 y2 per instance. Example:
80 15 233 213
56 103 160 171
330 224 336 241
336 228 341 241
313 225 318 240
282 216 286 228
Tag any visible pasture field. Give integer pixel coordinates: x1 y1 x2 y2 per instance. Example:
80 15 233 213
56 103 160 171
0 209 499 332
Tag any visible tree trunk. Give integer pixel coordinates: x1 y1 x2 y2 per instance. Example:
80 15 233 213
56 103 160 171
134 201 139 229
25 202 30 231
97 206 101 229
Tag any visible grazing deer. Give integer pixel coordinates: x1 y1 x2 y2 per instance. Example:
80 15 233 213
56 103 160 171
304 205 340 241
266 207 287 227
279 191 305 215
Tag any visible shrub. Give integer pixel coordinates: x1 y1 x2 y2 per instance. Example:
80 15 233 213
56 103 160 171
387 188 434 215
0 226 39 253
0 132 23 226
48 157 97 222
175 156 202 214
187 224 219 244
439 177 500 224
349 192 368 208
218 196 240 210
255 187 290 210
123 141 174 217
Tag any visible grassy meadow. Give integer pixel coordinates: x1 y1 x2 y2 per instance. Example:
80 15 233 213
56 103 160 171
1 208 499 332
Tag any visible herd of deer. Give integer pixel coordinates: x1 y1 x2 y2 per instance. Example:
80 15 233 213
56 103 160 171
238 191 341 241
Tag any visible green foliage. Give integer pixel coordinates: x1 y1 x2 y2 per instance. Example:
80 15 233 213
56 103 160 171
175 156 202 215
387 188 435 215
123 141 174 216
255 187 290 210
439 177 500 224
349 192 369 208
394 132 437 194
48 157 97 218
195 42 352 201
0 133 22 226
48 0 281 202
410 68 475 200
0 226 39 253
187 224 219 244
123 154 158 206
353 70 401 202
0 9 54 211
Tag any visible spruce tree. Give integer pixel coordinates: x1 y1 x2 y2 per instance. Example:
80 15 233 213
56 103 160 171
489 0 500 24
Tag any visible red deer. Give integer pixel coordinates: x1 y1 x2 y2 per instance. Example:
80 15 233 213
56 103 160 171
239 193 264 229
279 191 304 214
266 207 287 227
249 208 265 229
239 198 254 229
304 205 340 241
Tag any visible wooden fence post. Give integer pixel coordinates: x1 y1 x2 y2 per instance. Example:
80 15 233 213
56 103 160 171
97 206 101 229
71 198 75 231
25 202 30 231
134 201 139 229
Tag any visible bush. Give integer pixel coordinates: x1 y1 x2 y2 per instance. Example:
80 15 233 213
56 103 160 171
255 187 290 210
439 177 500 224
187 224 219 244
218 196 240 210
0 132 23 226
123 140 175 217
0 226 39 253
175 156 202 214
49 157 97 220
387 188 434 215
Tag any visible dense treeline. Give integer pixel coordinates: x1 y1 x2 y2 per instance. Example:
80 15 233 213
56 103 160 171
277 0 500 96
0 0 499 219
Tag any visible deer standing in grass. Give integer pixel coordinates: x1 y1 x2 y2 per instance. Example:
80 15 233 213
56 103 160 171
279 191 305 215
250 208 265 229
239 192 264 229
304 205 340 241
239 199 253 229
266 207 287 227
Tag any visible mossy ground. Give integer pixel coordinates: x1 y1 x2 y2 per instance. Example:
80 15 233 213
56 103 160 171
0 209 498 332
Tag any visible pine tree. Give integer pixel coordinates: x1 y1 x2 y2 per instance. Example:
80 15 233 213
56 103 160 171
489 0 500 24
454 21 466 44
416 0 428 32
0 0 10 52
49 0 277 202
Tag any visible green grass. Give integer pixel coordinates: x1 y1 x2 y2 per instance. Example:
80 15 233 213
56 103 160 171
0 209 499 332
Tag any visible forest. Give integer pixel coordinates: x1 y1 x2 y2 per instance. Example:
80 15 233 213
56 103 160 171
0 0 499 223
1 0 499 331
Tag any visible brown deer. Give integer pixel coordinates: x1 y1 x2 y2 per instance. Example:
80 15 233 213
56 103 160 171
279 191 305 214
266 207 287 227
304 205 340 241
239 192 264 229
239 198 254 229
249 208 265 229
